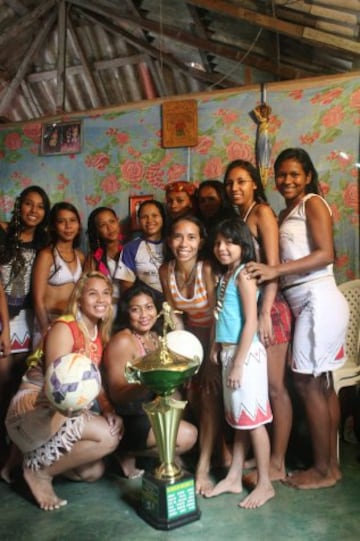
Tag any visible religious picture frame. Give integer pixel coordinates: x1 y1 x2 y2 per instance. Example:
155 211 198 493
129 194 154 231
162 99 198 148
40 120 82 156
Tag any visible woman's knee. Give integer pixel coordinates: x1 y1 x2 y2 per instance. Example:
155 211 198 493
177 421 198 453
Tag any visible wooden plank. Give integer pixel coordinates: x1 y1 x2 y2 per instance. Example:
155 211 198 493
275 0 358 25
67 16 102 108
0 0 56 47
77 9 241 87
3 0 29 16
56 0 66 113
72 3 309 79
0 11 56 114
26 54 149 83
187 0 360 54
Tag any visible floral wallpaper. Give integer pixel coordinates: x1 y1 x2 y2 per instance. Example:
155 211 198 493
0 74 359 282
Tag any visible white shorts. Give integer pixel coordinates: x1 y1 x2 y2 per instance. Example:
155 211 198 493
283 276 349 376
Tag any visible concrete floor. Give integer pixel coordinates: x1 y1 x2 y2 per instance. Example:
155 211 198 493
0 440 359 541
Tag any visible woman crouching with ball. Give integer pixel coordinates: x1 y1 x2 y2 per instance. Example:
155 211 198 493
5 271 123 511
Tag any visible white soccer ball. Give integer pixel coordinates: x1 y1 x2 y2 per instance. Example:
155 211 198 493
166 330 204 364
44 353 101 413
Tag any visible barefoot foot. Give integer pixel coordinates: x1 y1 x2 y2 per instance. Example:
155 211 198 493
239 482 275 509
23 468 67 511
243 463 286 488
282 468 336 489
114 454 144 479
196 470 214 495
204 476 243 498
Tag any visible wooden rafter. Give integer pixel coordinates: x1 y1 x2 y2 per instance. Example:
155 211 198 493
186 0 360 55
0 11 57 114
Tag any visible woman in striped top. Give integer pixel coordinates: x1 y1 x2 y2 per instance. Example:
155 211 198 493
159 214 229 495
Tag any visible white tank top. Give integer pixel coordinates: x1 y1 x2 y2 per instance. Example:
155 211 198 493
279 194 333 289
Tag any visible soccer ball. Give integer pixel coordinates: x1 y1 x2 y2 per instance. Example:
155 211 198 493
44 353 101 413
166 330 204 364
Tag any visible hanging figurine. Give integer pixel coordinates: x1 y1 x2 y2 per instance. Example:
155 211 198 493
253 86 272 187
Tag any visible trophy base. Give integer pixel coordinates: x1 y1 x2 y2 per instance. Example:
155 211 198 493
138 471 201 530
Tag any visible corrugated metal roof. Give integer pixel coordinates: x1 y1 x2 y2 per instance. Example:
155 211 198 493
0 0 359 123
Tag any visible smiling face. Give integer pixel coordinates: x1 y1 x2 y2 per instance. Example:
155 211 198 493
94 210 120 243
20 190 46 230
138 203 164 240
79 276 112 324
128 293 158 334
275 158 311 206
224 166 257 209
213 233 242 269
168 219 203 264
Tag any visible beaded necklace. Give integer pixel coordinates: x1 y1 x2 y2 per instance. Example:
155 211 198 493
145 240 163 270
132 330 159 354
214 271 232 320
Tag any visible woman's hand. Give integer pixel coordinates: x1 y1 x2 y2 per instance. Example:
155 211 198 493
103 411 124 439
245 262 279 284
258 311 273 347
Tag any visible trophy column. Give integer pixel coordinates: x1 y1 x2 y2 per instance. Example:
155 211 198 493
139 395 201 530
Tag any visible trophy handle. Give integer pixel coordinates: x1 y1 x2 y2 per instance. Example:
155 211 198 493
124 362 142 385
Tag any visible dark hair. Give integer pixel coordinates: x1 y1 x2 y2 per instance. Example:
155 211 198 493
196 180 231 219
213 218 255 264
0 185 50 268
137 199 166 236
87 206 118 252
223 159 268 204
166 213 208 261
113 282 162 334
274 148 321 195
49 201 82 247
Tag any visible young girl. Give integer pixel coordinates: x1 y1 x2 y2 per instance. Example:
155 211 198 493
223 160 292 484
84 206 125 313
115 200 165 302
246 148 349 490
206 218 274 509
159 215 224 494
32 202 85 344
5 271 123 510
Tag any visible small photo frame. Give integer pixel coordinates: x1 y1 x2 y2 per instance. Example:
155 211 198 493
40 120 82 156
129 195 154 231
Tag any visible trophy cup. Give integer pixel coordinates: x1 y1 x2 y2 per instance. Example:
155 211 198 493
125 303 203 530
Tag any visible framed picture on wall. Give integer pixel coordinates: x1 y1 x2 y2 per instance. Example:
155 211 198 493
129 194 154 231
40 120 82 156
162 99 198 148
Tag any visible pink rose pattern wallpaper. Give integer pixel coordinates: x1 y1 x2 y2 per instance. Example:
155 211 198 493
0 75 359 281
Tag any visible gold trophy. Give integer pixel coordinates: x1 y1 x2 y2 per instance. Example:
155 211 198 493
125 302 203 530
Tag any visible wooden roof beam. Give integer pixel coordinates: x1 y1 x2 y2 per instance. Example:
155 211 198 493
68 0 309 79
75 8 240 88
186 0 360 55
0 0 57 47
0 11 56 115
67 13 102 108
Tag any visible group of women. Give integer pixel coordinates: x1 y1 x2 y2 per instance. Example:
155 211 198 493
0 147 349 511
